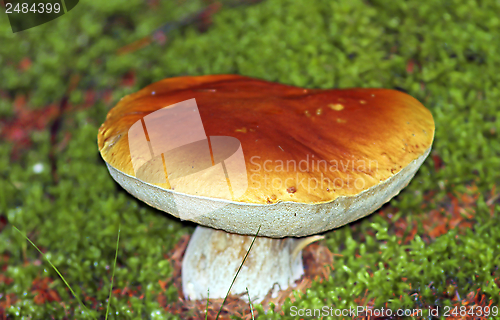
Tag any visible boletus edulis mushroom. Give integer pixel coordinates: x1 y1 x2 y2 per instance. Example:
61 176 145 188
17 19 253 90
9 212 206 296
97 74 435 303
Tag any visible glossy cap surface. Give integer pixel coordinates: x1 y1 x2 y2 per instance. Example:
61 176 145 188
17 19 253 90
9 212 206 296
98 75 434 237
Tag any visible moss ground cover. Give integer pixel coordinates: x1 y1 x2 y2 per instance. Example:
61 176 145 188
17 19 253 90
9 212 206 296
1 0 500 318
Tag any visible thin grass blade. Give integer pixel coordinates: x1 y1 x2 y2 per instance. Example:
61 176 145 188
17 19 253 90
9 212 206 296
105 225 121 320
13 226 95 320
215 226 261 320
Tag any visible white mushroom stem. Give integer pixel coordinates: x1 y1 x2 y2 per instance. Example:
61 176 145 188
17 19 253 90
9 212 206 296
182 226 323 303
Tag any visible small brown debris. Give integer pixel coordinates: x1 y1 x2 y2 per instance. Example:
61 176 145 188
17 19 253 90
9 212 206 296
287 186 297 193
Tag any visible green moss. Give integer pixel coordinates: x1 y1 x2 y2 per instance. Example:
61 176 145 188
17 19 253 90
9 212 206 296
1 0 500 318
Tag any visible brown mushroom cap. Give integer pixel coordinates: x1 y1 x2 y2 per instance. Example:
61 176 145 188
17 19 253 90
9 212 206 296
98 75 434 237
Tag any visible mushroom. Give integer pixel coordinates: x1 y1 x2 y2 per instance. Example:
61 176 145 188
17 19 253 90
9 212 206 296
97 75 435 303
